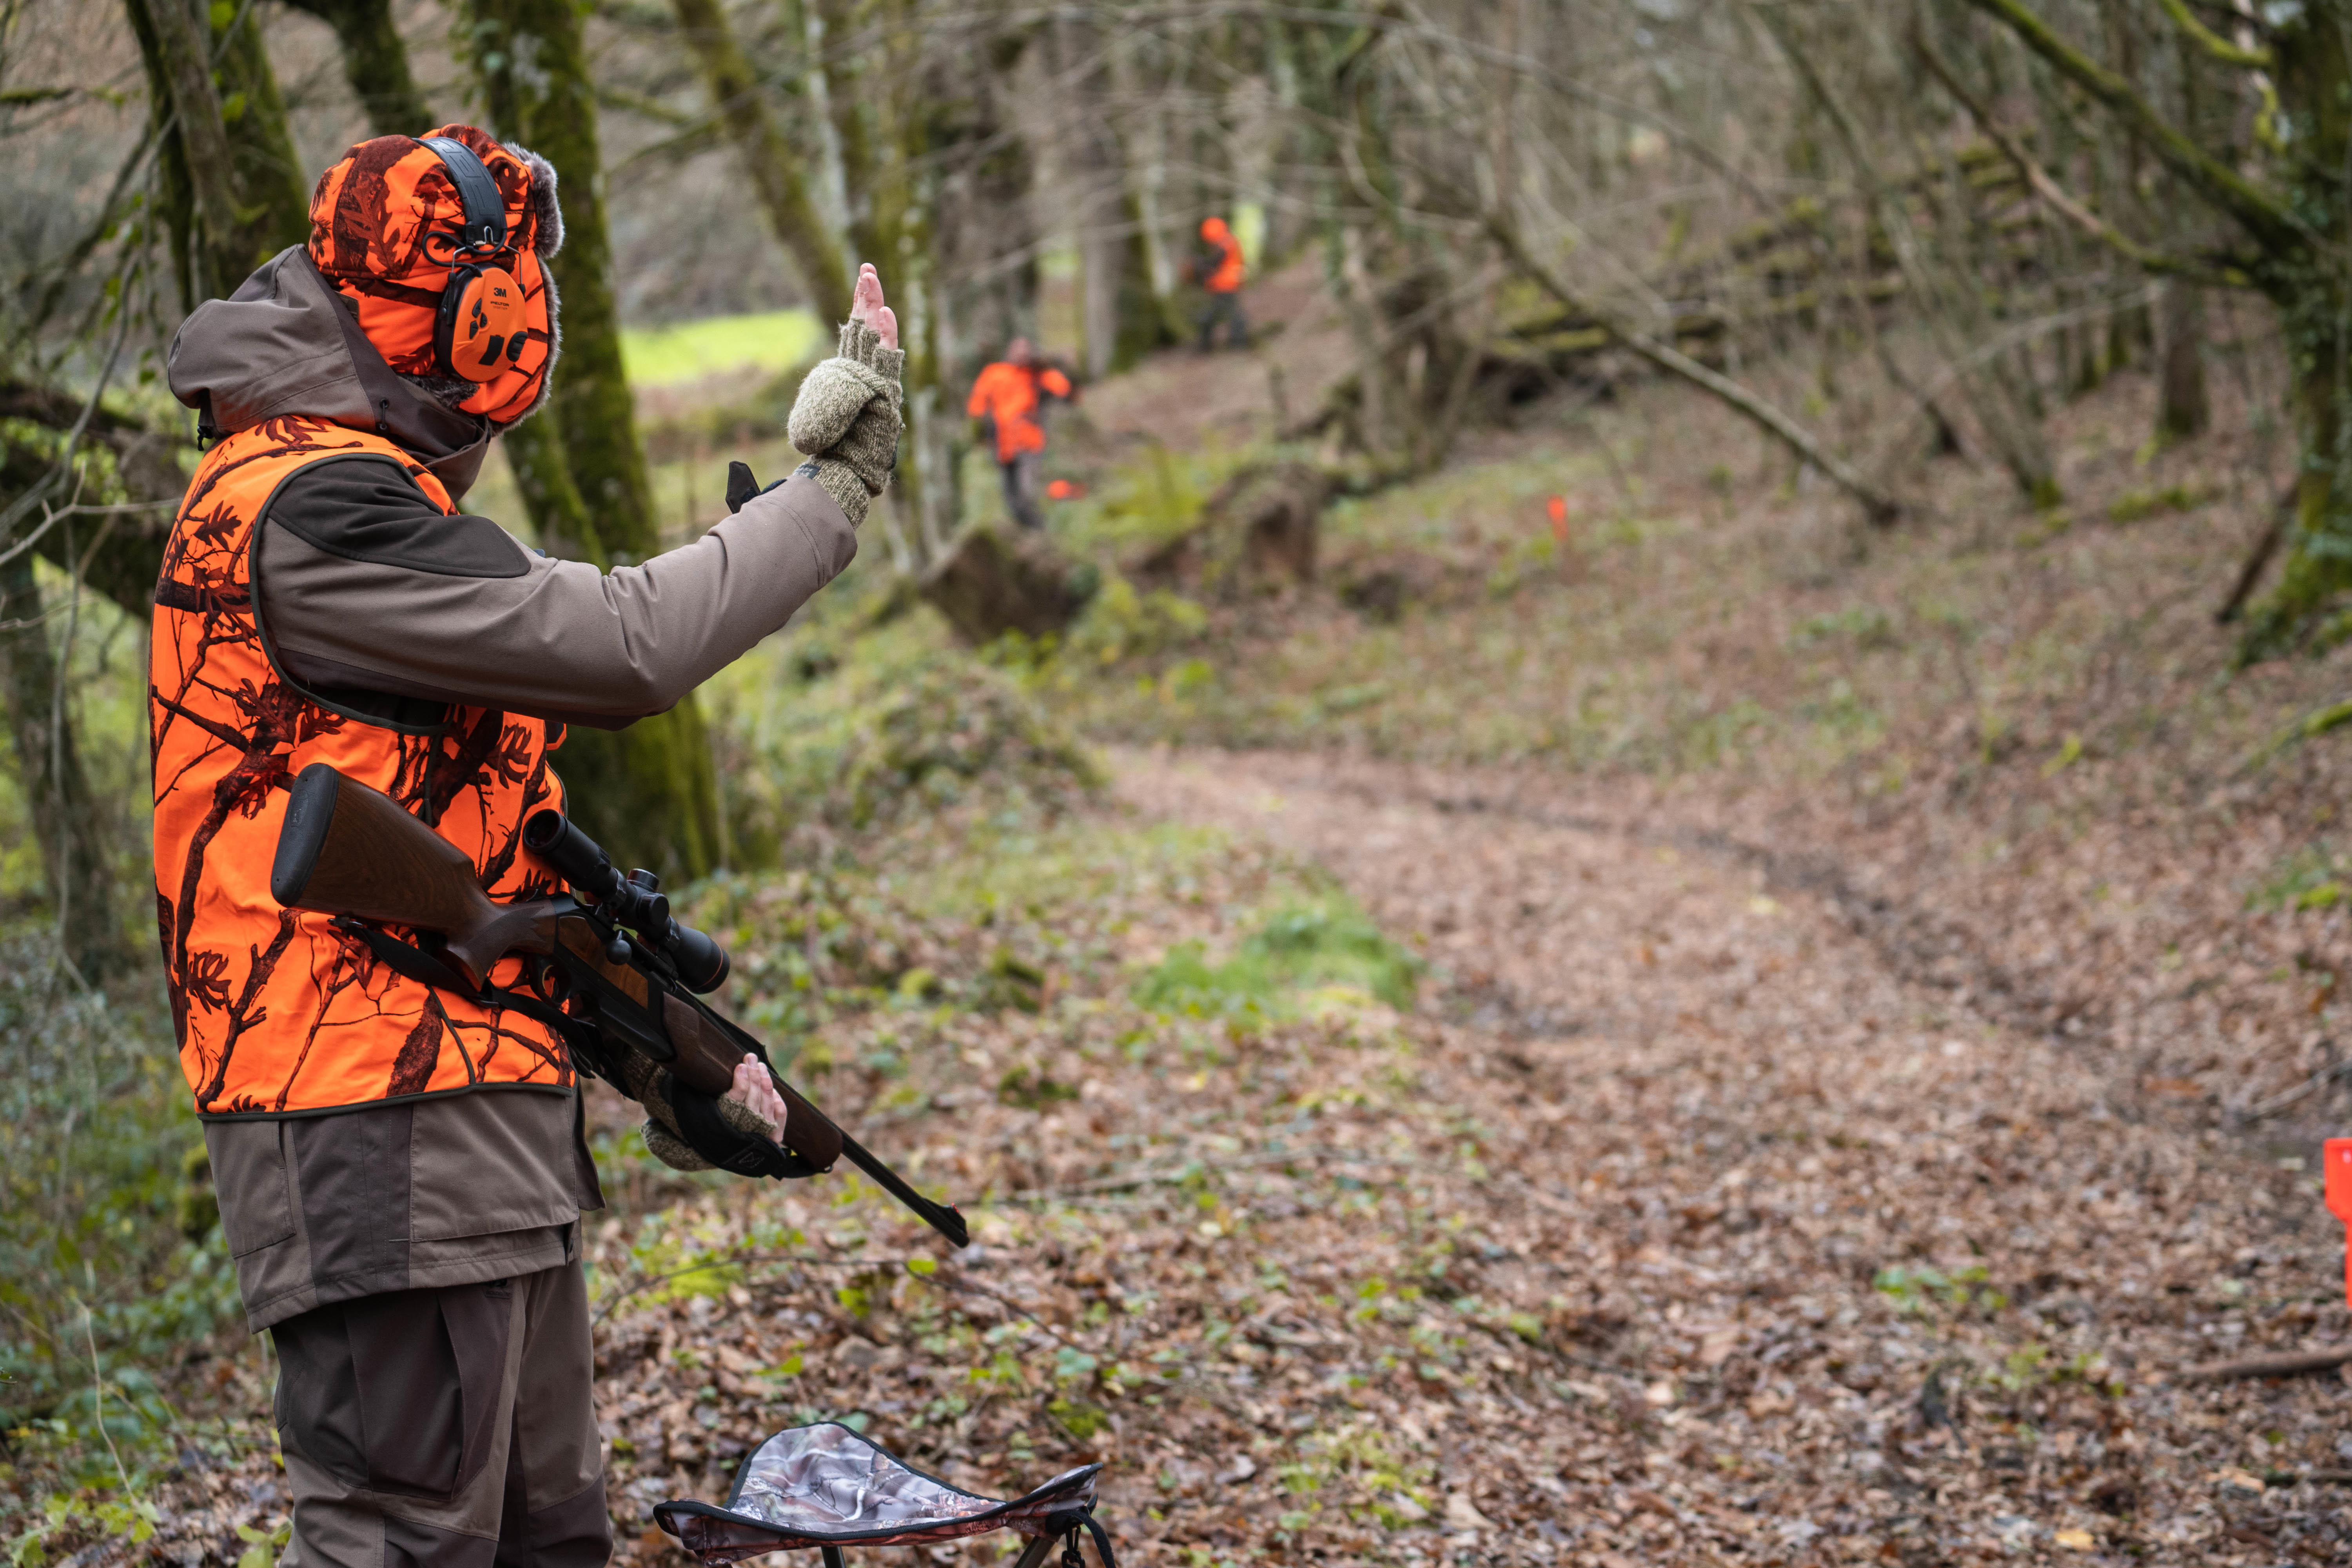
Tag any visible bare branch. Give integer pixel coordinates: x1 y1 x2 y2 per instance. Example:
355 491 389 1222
1488 211 1904 526
2151 0 2271 70
1911 22 2250 289
1956 0 2303 263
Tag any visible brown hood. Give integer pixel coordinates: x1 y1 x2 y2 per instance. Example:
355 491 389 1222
166 247 498 501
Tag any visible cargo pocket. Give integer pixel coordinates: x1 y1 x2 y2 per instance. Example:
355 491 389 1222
273 1280 514 1501
205 1120 295 1258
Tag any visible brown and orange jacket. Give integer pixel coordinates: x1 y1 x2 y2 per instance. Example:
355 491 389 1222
158 248 856 1328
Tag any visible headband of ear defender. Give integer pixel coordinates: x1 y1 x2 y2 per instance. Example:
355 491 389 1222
421 135 527 381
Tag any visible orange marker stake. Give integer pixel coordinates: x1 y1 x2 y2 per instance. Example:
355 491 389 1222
1546 494 1569 545
2326 1139 2352 1308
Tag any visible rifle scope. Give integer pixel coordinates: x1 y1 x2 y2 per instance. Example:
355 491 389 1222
522 809 731 994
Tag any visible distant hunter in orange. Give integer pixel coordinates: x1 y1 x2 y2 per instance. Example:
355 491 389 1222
967 336 1073 529
1195 214 1249 352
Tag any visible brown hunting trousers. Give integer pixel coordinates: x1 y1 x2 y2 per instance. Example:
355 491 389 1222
271 1261 611 1568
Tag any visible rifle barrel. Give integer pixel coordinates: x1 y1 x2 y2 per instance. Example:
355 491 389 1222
835 1131 969 1249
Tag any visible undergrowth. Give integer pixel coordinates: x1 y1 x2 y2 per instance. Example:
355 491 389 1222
1134 897 1421 1022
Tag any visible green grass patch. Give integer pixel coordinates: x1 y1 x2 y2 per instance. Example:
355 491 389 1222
2104 482 2211 524
621 309 824 388
1135 897 1420 1021
2247 843 2350 912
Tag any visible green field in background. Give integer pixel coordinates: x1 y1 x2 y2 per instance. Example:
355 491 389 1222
620 309 823 388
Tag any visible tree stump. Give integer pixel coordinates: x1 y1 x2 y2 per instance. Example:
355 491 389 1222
1135 458 1330 595
919 523 1100 644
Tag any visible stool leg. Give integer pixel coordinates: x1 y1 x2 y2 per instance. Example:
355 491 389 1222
821 1548 849 1568
1009 1534 1058 1568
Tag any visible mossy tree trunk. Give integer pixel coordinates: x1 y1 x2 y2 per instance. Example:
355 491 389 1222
284 0 435 136
467 0 722 879
668 0 853 323
0 449 125 980
1058 14 1176 376
123 0 309 307
686 0 1041 569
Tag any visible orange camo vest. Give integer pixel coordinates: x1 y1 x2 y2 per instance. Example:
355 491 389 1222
151 415 573 1117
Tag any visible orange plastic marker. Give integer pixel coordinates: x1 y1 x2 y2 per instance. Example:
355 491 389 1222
2326 1140 2352 1308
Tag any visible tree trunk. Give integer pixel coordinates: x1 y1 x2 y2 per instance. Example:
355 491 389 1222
2157 281 2210 441
1136 460 1328 594
2152 27 2216 446
669 0 853 322
214 0 314 263
283 0 434 136
123 0 239 301
124 0 309 303
1098 187 1172 376
2236 13 2352 657
1055 12 1166 376
468 0 721 879
497 413 599 567
0 541 123 982
920 524 1098 644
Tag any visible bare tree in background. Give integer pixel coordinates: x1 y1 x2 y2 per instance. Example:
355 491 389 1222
462 0 726 879
283 0 434 137
123 0 308 307
1933 0 2344 657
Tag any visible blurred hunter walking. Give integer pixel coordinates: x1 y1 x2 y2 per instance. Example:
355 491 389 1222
1194 215 1248 352
967 337 1074 530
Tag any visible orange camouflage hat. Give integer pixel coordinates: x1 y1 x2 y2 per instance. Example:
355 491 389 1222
306 125 562 425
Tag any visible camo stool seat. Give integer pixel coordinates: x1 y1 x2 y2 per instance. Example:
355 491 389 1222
655 1423 1115 1568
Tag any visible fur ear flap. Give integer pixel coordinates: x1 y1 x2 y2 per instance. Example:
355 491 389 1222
505 261 562 426
505 143 564 260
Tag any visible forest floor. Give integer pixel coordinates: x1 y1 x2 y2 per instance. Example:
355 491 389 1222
117 742 2352 1568
22 278 2352 1568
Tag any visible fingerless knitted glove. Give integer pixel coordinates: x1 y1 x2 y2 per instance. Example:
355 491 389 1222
786 317 906 528
603 1029 795 1176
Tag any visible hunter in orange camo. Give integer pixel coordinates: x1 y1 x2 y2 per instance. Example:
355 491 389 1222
151 416 573 1116
306 125 555 425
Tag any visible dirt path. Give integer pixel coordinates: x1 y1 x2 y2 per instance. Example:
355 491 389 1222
1113 745 2352 1566
104 746 2352 1568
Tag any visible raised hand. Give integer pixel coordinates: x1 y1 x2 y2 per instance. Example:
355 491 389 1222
851 261 898 350
783 262 907 528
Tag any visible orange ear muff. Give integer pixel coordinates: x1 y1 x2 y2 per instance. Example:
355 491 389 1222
434 262 528 380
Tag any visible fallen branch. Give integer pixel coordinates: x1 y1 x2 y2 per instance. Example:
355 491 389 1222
2230 1054 2351 1128
2216 484 2297 624
2180 1347 2352 1382
1487 211 1904 525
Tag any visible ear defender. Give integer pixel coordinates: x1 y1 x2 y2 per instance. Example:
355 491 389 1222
435 262 528 378
416 134 529 382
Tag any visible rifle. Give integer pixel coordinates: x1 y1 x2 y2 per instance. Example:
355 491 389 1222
268 762 968 1248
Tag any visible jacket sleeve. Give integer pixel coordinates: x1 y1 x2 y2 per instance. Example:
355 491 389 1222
966 370 994 418
251 454 856 729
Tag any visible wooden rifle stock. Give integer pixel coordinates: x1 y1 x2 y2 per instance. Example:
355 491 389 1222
272 762 555 988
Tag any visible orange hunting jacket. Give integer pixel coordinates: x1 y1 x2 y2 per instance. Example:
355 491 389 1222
967 362 1072 462
1202 228 1244 294
151 416 573 1119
